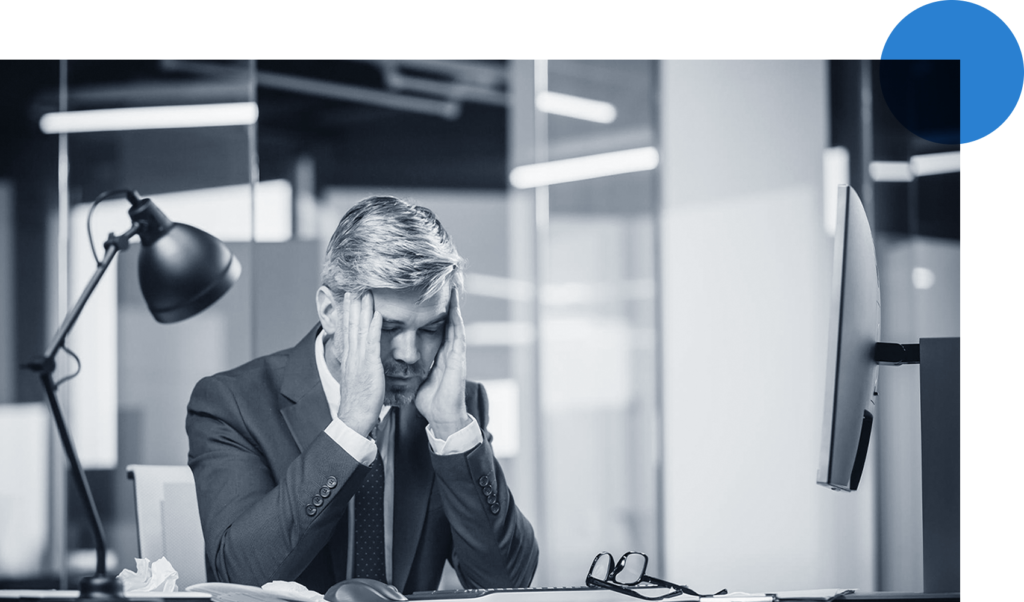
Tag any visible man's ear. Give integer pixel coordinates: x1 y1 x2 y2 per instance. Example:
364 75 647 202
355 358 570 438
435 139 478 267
316 286 341 335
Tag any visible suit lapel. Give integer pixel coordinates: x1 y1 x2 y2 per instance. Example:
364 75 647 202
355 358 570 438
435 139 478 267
279 325 332 453
279 326 355 583
392 405 434 592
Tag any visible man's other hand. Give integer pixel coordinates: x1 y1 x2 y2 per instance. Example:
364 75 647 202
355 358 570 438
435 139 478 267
337 291 385 437
415 289 471 440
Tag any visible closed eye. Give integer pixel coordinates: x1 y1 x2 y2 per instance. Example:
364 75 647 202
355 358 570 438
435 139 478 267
420 318 447 334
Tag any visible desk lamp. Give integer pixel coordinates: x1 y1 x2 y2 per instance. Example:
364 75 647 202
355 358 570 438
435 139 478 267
23 189 241 598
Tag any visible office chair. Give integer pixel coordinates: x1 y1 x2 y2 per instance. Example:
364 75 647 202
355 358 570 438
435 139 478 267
125 464 207 588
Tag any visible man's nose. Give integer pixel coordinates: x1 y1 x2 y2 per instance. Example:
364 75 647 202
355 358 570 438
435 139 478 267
391 330 420 365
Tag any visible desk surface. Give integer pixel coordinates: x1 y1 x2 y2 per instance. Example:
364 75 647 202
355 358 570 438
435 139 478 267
0 589 959 602
402 588 959 602
0 592 210 601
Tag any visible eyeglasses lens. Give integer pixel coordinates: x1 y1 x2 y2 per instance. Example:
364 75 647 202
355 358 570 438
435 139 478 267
589 553 613 581
615 553 647 586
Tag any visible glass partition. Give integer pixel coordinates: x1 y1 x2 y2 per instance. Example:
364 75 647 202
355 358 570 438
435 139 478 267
508 60 662 586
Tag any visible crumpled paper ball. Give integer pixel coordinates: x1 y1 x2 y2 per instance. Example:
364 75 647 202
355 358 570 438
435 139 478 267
117 557 180 593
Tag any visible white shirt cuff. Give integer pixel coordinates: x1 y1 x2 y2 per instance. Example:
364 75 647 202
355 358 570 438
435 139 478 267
325 417 377 466
426 415 483 456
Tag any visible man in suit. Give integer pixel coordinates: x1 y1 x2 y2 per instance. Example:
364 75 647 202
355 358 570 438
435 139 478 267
186 196 539 595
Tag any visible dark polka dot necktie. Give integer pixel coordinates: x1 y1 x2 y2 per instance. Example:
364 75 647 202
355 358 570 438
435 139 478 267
352 453 386 582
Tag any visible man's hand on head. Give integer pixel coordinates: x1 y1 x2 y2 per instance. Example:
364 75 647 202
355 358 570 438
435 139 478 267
337 291 385 437
414 289 471 440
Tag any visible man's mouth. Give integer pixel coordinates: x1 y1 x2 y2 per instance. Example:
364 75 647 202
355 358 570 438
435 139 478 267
386 373 419 380
384 363 420 378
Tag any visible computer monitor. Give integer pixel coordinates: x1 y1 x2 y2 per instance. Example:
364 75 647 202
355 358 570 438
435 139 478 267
817 185 880 492
815 185 959 591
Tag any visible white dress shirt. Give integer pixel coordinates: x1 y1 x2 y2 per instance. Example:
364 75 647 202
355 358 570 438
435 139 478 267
314 331 482 583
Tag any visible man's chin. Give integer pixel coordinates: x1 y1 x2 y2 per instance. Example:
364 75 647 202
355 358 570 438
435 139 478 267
384 392 416 408
384 380 420 407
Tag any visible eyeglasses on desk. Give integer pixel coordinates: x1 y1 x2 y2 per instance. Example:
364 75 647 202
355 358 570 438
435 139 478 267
586 551 728 600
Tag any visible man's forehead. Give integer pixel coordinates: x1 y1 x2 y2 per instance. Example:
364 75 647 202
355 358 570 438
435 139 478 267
374 287 449 324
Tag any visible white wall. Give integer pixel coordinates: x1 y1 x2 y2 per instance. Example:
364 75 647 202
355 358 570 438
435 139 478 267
659 61 878 592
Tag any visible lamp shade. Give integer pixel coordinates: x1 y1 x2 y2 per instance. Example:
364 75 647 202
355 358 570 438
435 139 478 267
138 222 242 323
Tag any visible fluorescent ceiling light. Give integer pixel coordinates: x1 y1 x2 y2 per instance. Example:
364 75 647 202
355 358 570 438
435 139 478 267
39 102 258 134
910 151 960 177
510 146 659 189
868 152 960 183
868 160 914 183
535 91 617 124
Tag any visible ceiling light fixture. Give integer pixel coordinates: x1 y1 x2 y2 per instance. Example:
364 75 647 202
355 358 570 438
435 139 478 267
509 146 659 189
909 151 960 177
39 102 259 134
535 91 617 124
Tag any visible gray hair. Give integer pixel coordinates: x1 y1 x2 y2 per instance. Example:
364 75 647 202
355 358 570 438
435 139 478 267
321 196 465 302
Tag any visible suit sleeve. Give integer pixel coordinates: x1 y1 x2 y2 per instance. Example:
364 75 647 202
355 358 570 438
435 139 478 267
186 374 366 586
429 382 540 588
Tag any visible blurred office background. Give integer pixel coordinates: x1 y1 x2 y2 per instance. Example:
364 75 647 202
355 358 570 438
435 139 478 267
0 60 958 594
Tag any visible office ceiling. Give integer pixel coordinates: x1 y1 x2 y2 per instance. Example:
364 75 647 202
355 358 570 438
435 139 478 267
2 60 958 239
7 60 510 190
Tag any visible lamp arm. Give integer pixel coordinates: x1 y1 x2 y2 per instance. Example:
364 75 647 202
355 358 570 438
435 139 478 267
39 367 110 577
40 223 139 363
23 221 140 598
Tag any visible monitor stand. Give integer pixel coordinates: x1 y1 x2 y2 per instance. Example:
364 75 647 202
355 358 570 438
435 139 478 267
919 337 959 594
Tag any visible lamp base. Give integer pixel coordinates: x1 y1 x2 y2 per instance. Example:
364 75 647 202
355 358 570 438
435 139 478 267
79 575 125 599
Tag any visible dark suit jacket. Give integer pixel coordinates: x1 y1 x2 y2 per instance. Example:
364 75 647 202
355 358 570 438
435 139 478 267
185 326 539 594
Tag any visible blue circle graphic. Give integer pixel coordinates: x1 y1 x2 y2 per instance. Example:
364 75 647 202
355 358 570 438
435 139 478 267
882 1 1024 143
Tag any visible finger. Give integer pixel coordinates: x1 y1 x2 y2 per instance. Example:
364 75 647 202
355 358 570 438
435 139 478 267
368 310 382 360
452 289 465 351
439 289 455 350
434 336 448 374
363 290 373 325
364 290 378 358
348 291 363 361
446 289 465 361
365 290 374 326
343 291 353 363
354 290 370 362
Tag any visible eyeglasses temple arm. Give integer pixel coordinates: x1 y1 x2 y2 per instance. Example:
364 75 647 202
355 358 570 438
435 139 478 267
643 576 728 598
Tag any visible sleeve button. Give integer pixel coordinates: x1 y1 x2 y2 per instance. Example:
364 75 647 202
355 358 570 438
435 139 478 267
478 475 489 487
489 503 500 515
313 495 323 507
320 487 331 498
487 494 497 505
326 476 338 488
305 505 317 517
482 486 493 496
